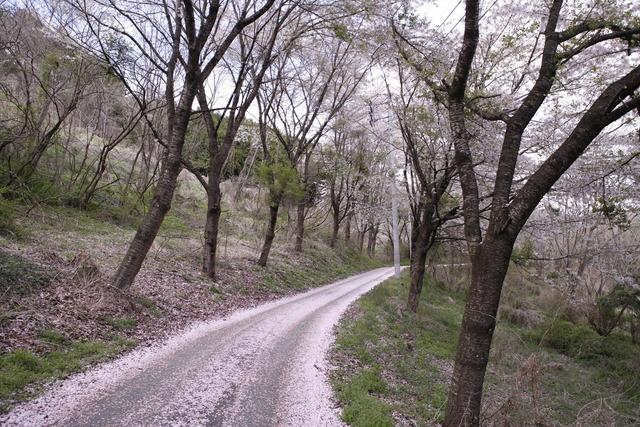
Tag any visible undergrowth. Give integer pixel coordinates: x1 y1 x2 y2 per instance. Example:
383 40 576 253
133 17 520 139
0 251 53 296
331 270 640 426
526 320 640 411
332 273 463 426
0 195 22 239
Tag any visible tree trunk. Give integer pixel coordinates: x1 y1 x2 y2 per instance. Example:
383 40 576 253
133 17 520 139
344 211 352 241
111 94 194 289
203 173 222 278
366 225 378 257
111 149 183 288
370 224 379 256
407 205 434 312
330 212 340 248
201 128 237 279
443 235 514 426
631 318 640 345
358 230 365 253
409 212 420 275
258 201 280 267
294 202 305 252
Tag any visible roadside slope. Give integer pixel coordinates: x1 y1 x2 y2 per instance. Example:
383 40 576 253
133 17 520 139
0 203 385 413
330 271 640 426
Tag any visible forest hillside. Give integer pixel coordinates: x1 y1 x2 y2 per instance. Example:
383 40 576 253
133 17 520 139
1 1 640 425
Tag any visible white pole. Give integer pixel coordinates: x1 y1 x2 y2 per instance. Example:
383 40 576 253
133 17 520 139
407 214 412 262
391 179 401 278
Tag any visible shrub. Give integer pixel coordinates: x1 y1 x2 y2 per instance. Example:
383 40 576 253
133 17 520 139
530 320 638 370
255 161 304 205
587 279 640 336
531 320 600 358
499 305 544 329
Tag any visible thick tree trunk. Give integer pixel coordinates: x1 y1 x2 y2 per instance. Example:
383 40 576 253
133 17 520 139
330 213 340 248
258 201 279 267
408 245 428 312
201 128 236 279
203 174 222 278
407 205 434 312
294 202 305 252
443 235 515 426
112 98 193 289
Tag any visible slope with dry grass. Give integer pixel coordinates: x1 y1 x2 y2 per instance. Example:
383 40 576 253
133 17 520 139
0 182 386 412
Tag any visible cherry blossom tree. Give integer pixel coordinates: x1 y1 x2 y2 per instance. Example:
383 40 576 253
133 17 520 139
397 0 640 423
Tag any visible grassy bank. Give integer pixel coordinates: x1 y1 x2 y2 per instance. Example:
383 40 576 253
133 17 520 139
0 334 135 413
331 271 640 426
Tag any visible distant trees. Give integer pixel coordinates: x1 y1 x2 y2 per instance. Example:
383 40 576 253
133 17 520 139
255 25 368 266
351 153 390 257
0 7 145 210
528 139 640 339
1 1 396 285
324 120 366 248
322 111 388 250
0 9 93 189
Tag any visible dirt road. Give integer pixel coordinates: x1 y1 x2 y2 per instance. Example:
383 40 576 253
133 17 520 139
2 267 396 426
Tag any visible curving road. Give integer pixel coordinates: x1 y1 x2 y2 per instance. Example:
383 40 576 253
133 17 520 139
2 267 396 427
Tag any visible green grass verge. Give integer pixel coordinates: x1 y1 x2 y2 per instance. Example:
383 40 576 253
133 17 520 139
332 271 640 426
338 368 393 427
332 273 463 426
0 331 136 414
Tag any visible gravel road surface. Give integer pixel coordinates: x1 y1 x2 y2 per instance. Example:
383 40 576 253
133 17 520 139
2 267 396 427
